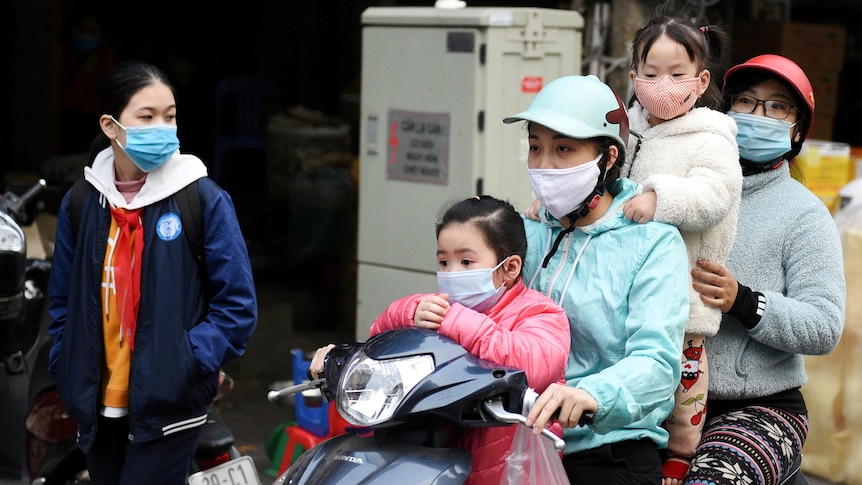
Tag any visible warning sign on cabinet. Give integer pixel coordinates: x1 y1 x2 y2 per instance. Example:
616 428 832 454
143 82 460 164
386 110 449 184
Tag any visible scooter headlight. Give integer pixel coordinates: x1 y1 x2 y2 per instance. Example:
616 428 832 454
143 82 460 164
0 212 24 253
336 349 434 426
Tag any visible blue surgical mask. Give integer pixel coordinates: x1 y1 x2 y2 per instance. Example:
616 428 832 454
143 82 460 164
729 112 794 164
111 116 180 172
437 257 510 312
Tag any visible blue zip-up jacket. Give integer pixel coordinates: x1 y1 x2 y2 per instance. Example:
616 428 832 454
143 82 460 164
47 148 257 451
523 178 689 455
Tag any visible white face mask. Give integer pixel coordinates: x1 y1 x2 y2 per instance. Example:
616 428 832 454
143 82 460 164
527 153 602 220
437 257 510 312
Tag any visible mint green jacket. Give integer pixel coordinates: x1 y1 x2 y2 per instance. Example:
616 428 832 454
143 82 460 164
523 178 690 454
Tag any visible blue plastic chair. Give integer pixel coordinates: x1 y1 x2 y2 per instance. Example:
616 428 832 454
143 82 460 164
211 75 283 184
290 349 330 438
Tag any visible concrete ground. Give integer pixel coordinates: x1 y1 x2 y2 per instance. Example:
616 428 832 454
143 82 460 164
216 246 839 485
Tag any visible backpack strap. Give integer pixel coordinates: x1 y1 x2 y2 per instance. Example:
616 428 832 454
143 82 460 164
176 180 205 271
175 180 211 301
68 178 90 238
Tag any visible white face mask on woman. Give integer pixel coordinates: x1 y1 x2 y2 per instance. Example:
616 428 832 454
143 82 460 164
527 153 602 220
437 257 510 312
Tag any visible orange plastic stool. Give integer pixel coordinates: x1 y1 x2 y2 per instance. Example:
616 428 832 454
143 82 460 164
277 425 327 475
326 401 372 437
327 401 351 436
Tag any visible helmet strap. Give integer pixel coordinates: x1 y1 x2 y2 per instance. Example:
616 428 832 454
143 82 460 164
566 157 609 221
540 160 609 268
542 223 575 268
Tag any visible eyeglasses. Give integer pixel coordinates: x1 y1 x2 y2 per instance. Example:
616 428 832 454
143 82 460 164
730 94 798 120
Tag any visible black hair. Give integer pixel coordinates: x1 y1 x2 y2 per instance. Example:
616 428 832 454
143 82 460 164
629 0 730 111
88 60 176 162
723 70 810 163
595 136 623 186
436 196 527 275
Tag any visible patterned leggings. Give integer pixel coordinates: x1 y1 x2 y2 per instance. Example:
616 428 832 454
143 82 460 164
683 406 808 485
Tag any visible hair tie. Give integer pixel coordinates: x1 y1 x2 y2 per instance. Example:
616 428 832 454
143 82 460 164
699 25 708 33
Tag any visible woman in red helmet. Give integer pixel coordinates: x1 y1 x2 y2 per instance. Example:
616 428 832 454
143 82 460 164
686 55 845 484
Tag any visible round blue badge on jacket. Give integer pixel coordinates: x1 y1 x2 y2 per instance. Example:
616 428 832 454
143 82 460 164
157 213 182 241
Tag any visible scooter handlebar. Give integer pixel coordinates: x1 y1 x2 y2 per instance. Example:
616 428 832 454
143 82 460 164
267 378 326 402
0 179 46 224
521 388 595 426
18 179 47 206
483 396 566 451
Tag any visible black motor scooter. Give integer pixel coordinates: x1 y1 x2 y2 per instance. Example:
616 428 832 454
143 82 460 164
0 179 87 485
187 369 257 483
267 328 583 484
269 328 815 485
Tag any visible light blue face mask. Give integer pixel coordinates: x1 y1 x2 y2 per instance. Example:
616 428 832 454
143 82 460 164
728 111 795 164
436 257 510 313
111 116 180 172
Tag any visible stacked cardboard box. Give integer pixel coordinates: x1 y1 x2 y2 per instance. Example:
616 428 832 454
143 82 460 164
733 20 846 140
749 0 790 22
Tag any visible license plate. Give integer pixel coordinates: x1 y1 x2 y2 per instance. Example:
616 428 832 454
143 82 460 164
188 455 261 485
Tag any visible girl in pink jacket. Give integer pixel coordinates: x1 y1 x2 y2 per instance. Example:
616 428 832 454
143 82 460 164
369 195 570 485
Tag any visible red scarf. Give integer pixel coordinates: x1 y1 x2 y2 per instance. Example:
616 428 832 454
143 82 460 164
110 206 144 351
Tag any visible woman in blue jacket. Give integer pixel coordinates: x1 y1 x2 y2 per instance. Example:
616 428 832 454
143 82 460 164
47 61 257 485
507 75 690 484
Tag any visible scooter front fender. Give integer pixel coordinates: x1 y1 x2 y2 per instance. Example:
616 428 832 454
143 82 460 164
274 433 471 485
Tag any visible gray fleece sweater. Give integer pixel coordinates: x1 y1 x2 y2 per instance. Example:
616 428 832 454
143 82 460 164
708 163 845 400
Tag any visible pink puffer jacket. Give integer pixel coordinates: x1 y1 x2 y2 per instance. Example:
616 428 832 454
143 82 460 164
370 279 570 485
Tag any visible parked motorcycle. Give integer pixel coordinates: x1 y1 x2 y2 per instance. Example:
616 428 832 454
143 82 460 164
187 370 261 485
267 328 584 484
0 179 87 485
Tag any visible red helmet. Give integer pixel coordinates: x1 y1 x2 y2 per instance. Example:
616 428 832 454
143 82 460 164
723 54 815 140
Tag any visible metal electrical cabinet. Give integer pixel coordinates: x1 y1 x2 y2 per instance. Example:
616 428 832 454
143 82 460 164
356 7 583 339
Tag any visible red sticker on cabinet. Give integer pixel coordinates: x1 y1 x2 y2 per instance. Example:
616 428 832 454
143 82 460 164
521 76 543 93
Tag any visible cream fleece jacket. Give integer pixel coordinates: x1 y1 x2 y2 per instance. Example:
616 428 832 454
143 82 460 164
624 103 742 336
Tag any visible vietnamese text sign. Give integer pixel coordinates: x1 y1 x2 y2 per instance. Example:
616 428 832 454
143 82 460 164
386 110 449 184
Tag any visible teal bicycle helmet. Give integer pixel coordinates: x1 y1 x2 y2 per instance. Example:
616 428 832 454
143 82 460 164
505 75 630 268
503 75 629 150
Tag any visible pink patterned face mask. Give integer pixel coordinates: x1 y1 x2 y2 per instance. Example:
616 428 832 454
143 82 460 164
634 75 701 121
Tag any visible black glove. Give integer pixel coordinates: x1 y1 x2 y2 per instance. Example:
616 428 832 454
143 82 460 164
727 282 765 330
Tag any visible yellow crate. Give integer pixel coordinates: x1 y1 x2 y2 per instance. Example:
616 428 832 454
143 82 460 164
794 139 851 210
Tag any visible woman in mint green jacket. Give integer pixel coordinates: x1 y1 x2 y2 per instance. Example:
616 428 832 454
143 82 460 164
507 75 690 484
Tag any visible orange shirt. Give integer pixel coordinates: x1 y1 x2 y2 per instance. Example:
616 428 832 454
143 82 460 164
101 215 132 409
